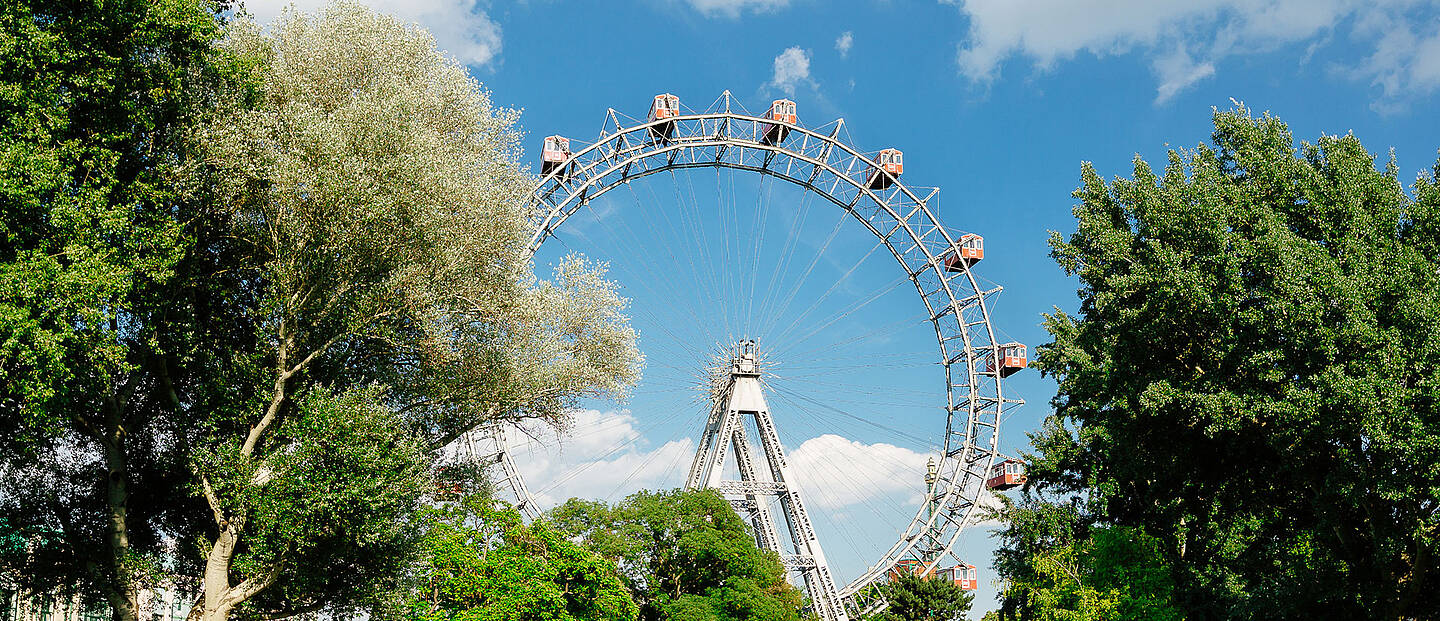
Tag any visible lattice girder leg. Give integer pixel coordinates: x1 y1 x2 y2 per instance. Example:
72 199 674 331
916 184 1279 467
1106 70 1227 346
683 342 850 621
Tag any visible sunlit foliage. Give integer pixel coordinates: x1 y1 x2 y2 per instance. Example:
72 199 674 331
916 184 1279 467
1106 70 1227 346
550 489 806 621
1002 106 1440 619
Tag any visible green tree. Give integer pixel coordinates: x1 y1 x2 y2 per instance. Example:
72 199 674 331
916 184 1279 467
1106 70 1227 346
400 497 636 621
874 572 974 621
1015 105 1440 619
184 4 641 620
0 2 235 620
2 2 641 620
549 489 805 621
993 499 1180 621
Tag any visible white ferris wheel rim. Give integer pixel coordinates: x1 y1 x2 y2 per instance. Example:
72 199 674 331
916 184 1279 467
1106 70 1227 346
488 91 1017 603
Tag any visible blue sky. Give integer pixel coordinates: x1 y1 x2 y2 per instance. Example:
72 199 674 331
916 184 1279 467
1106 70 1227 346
248 1 1440 615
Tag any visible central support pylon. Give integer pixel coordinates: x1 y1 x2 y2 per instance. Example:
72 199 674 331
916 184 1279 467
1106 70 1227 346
685 341 850 621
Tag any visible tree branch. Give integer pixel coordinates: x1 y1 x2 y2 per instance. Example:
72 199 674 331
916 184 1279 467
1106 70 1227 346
200 474 226 527
286 330 349 377
225 556 286 609
241 368 291 458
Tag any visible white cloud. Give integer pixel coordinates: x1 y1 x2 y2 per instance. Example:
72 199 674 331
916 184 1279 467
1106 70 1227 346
770 46 816 96
941 0 1440 107
1347 8 1440 112
241 0 502 67
682 0 789 18
787 434 931 510
965 488 1006 528
499 419 999 530
506 409 694 507
1152 44 1216 104
835 31 854 59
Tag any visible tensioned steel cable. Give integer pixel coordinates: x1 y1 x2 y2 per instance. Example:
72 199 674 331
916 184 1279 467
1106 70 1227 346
754 183 818 331
767 383 934 448
765 237 890 346
758 206 854 341
768 389 916 542
780 307 930 358
773 272 909 355
745 172 779 331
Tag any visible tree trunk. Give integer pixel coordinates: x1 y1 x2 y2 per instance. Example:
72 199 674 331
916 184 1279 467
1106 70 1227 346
102 446 138 621
197 525 240 621
191 350 295 621
101 424 139 621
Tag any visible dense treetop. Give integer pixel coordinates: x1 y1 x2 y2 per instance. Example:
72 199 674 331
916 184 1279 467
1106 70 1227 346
550 489 807 621
999 107 1440 620
0 3 641 621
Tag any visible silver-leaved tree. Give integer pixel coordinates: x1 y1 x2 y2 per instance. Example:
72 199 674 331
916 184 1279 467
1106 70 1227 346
0 2 640 621
182 5 642 620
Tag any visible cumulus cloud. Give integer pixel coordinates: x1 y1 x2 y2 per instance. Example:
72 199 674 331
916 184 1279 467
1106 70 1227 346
787 434 931 510
490 415 1002 527
835 31 854 59
942 0 1440 107
242 0 503 67
682 0 790 18
506 409 694 507
770 46 816 96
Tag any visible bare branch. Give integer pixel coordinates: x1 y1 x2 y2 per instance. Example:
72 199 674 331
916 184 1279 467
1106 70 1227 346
199 474 226 527
224 557 285 610
241 369 291 458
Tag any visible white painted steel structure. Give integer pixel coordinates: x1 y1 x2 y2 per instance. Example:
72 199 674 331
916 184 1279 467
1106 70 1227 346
474 91 1022 616
686 340 848 621
463 426 541 521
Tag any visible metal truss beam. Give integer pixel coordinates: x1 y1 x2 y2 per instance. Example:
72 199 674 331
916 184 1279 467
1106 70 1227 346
685 342 849 621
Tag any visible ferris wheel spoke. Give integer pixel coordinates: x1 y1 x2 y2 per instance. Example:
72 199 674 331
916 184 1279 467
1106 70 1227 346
770 390 921 527
781 312 931 361
769 376 937 403
765 238 889 349
767 383 934 448
616 184 723 353
575 189 708 349
649 171 723 341
758 207 853 342
507 99 1016 617
714 167 741 335
531 395 702 497
695 171 741 343
772 273 910 358
754 180 817 325
764 419 891 577
776 350 937 375
745 173 779 332
602 422 691 502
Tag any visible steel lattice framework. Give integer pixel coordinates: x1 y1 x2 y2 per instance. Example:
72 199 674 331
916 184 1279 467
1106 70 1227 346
474 91 1022 616
686 340 849 620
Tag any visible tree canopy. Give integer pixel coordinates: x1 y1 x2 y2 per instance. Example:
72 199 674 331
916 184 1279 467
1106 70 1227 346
1 2 641 620
999 106 1440 620
400 497 636 621
188 4 642 619
0 1 233 618
993 499 1180 621
549 489 806 621
871 571 974 621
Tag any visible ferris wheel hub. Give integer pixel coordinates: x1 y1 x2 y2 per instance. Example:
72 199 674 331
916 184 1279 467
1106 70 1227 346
729 339 762 376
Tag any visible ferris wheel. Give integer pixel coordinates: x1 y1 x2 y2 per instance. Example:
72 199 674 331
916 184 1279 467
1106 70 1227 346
471 90 1026 619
